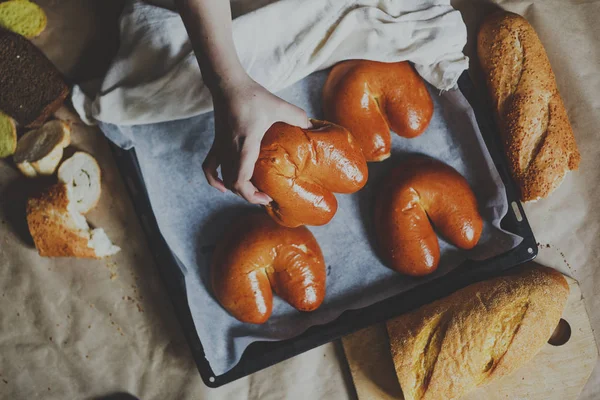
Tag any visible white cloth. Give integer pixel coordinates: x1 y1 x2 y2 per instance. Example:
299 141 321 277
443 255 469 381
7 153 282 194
72 0 468 126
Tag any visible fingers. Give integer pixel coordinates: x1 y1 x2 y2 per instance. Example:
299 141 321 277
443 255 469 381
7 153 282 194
231 138 272 205
202 147 226 193
232 180 272 205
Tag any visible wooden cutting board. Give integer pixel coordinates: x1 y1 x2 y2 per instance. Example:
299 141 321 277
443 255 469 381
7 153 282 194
342 275 598 400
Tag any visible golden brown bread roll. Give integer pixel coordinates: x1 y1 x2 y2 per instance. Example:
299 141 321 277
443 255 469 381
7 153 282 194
477 12 580 202
252 120 368 228
386 265 569 400
211 212 326 324
375 157 482 276
322 60 433 162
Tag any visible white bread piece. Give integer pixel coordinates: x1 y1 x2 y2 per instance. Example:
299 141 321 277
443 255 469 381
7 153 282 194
58 152 101 213
14 120 71 178
26 183 120 258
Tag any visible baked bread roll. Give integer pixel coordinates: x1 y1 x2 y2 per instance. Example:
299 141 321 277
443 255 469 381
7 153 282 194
477 12 580 202
252 120 368 227
386 265 569 400
322 60 433 161
27 183 120 258
58 152 102 214
211 212 326 324
14 120 71 178
375 157 482 276
0 111 17 158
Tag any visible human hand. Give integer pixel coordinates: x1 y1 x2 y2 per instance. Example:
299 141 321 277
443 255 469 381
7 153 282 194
203 76 310 205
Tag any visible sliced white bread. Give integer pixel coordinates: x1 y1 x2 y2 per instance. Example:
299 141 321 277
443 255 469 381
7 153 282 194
58 152 101 214
14 120 70 177
0 111 17 158
26 183 120 258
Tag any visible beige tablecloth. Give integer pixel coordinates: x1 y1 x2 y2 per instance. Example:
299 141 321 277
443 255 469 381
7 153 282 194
0 0 598 399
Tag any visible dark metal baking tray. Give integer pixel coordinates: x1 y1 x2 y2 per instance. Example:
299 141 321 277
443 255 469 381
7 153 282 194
109 71 537 388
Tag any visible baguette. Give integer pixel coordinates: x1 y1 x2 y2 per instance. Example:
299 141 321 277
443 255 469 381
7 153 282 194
477 12 580 201
27 183 120 259
386 266 569 400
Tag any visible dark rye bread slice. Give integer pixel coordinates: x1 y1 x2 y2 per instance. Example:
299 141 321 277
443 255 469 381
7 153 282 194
0 27 69 128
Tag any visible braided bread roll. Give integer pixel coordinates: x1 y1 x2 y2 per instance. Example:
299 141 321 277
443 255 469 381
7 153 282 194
477 12 580 201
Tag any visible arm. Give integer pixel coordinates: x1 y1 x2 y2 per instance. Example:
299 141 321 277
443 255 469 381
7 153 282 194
175 0 310 205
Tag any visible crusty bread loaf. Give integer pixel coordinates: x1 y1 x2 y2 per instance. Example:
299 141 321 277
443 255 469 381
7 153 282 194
375 156 482 276
14 120 71 177
212 212 326 324
252 120 368 227
477 12 580 202
58 152 102 214
323 60 433 162
0 111 17 158
0 27 69 127
386 266 569 400
27 183 120 259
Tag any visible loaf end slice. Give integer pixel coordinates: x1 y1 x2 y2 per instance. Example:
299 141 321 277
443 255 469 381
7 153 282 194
0 27 69 127
26 183 120 258
477 12 580 202
386 266 568 400
14 120 71 177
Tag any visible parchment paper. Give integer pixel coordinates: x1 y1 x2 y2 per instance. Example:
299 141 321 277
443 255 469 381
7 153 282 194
1 0 599 399
99 70 521 375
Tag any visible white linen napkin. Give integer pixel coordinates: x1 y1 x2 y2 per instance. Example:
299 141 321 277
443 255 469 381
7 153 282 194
72 0 468 126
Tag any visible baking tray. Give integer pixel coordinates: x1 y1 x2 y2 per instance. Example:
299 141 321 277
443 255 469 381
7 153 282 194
109 71 537 388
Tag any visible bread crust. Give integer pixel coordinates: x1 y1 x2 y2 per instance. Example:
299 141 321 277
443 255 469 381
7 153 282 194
252 120 368 227
386 265 569 400
375 156 482 276
211 212 326 324
26 183 97 258
323 60 433 161
477 12 580 201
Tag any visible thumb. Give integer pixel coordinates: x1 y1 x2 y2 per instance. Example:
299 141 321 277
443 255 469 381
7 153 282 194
281 103 310 129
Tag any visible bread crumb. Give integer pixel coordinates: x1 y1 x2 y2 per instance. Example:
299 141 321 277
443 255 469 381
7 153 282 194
110 272 117 280
136 303 144 313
